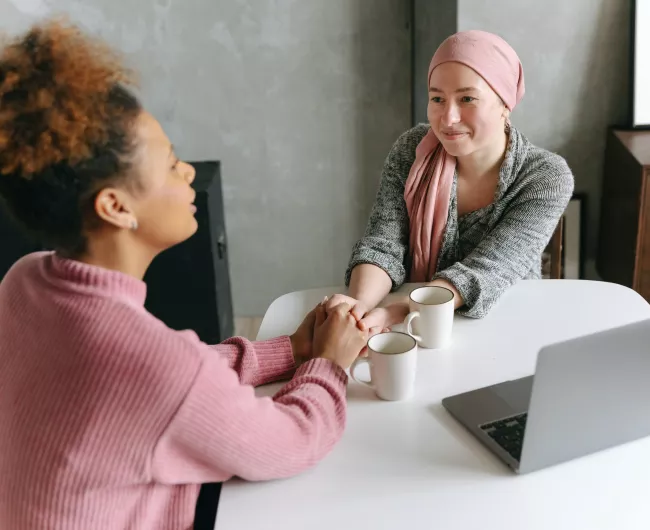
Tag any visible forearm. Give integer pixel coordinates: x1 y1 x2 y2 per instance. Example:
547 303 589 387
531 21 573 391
152 358 348 483
348 263 393 310
433 179 573 318
213 336 296 386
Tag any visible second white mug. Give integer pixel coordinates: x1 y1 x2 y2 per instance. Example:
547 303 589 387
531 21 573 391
350 331 418 401
404 285 455 349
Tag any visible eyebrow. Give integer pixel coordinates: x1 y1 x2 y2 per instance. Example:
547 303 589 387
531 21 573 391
428 87 479 93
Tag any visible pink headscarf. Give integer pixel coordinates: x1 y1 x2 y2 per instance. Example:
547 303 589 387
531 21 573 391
404 30 525 282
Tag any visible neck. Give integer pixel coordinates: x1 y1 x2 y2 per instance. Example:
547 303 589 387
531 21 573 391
456 130 509 181
74 232 158 280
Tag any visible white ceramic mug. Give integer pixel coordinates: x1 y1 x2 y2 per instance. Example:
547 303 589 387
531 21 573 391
350 332 417 401
404 285 454 349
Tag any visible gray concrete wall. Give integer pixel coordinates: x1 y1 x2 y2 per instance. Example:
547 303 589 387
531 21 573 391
458 0 630 260
2 0 412 316
413 0 457 124
1 0 630 313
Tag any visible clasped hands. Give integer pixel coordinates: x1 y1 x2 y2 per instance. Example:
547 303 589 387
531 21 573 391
290 294 409 368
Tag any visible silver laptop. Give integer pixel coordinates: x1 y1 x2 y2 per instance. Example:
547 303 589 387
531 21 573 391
441 318 650 474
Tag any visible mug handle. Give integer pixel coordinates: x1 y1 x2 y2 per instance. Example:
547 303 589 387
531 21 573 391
405 311 422 343
350 357 373 388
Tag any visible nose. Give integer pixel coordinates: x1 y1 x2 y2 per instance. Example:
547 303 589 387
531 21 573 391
182 161 196 185
441 101 461 127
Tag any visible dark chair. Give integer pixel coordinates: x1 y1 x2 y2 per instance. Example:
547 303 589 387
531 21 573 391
546 217 564 279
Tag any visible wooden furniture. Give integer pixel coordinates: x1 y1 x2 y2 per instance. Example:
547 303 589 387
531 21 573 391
217 281 650 530
548 217 564 279
597 129 650 300
541 218 564 280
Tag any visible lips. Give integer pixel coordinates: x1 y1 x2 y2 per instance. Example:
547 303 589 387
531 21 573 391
442 131 468 140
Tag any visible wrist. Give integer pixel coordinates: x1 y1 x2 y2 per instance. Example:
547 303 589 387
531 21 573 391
289 334 301 365
317 353 346 370
347 289 372 310
428 278 463 309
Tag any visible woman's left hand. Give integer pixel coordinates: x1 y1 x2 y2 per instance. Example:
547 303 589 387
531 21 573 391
360 302 410 332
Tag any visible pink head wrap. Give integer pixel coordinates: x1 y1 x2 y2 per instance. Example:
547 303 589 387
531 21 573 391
404 30 525 282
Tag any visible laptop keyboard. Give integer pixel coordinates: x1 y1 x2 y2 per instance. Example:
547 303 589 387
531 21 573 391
479 413 527 462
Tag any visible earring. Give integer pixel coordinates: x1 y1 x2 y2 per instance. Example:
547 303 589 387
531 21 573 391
130 219 138 231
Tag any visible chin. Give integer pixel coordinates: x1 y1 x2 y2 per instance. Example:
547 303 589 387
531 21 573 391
167 218 199 249
440 140 475 158
189 216 199 235
182 218 199 241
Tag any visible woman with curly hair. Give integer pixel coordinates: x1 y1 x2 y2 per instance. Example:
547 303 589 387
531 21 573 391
0 20 367 530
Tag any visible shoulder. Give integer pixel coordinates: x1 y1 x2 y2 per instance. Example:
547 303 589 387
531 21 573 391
388 123 429 157
2 250 51 277
512 131 575 198
382 123 430 181
0 251 52 294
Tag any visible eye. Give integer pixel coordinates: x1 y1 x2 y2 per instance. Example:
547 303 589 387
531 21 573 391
430 96 443 103
460 96 476 103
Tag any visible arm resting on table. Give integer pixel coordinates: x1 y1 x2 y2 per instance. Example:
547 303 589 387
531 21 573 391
211 335 296 387
152 350 347 483
434 164 574 318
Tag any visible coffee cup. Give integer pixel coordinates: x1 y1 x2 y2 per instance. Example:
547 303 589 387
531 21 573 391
350 331 417 401
404 285 454 349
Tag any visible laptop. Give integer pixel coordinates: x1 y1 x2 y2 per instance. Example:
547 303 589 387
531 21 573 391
441 318 650 474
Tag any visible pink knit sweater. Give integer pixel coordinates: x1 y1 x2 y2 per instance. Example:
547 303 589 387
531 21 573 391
0 252 347 529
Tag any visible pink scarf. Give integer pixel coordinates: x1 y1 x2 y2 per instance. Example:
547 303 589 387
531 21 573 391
404 30 525 282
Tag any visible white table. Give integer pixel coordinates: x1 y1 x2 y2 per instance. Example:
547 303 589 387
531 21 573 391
217 280 650 530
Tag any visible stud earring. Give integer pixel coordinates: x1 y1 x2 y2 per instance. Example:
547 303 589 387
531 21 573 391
130 220 138 231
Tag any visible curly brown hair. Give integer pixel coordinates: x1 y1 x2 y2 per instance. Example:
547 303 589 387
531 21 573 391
0 19 142 254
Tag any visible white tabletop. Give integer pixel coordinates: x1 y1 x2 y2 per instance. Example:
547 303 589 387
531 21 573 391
217 280 650 530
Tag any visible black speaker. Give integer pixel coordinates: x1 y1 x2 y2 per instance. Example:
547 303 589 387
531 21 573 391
143 160 234 343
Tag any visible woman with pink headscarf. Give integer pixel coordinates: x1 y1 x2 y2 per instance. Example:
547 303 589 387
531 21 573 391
327 30 574 329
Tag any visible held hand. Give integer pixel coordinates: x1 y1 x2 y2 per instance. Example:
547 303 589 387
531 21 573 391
324 294 368 323
313 302 369 370
289 302 323 366
360 302 410 332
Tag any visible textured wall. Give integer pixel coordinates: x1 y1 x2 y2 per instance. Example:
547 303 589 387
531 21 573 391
1 0 412 315
413 0 457 124
458 0 630 259
2 0 625 312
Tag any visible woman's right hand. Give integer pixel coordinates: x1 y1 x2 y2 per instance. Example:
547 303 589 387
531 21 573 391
313 302 369 370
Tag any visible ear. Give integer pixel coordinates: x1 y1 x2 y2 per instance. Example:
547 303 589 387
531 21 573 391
94 187 138 230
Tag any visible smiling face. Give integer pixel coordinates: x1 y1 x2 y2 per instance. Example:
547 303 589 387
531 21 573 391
427 61 509 158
